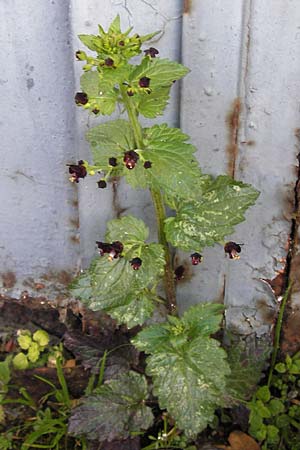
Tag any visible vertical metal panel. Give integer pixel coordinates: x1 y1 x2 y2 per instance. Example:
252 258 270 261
179 0 245 312
0 0 79 293
69 0 183 266
180 0 300 335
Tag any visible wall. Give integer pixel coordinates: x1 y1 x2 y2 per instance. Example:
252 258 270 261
1 0 300 338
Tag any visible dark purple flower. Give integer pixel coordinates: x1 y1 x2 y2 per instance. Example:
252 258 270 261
144 161 152 169
96 241 123 259
108 157 118 167
75 50 85 60
118 40 125 46
130 257 142 270
68 160 87 183
123 150 139 169
127 88 134 97
139 77 150 88
92 108 100 115
224 242 242 260
97 180 107 189
75 92 88 105
104 58 114 67
190 253 203 265
174 265 185 281
144 47 159 58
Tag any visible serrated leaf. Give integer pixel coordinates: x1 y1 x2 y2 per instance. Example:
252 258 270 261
68 371 153 442
164 175 260 252
182 303 224 337
132 304 231 437
86 119 134 170
256 386 271 403
141 124 204 199
80 71 100 97
135 86 171 118
70 216 165 328
130 58 189 87
105 216 149 243
108 290 156 328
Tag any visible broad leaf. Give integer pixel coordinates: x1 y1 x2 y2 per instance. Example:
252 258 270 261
86 119 134 170
108 290 157 329
135 86 171 118
70 216 165 328
68 371 153 441
78 34 100 52
141 124 204 199
182 303 224 337
80 72 118 115
130 58 189 88
105 215 149 243
132 304 230 438
164 175 259 252
108 15 121 34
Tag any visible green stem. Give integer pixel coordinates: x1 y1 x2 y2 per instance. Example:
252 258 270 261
267 283 292 387
120 86 177 314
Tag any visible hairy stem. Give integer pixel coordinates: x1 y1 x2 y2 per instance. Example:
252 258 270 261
267 283 292 387
121 86 177 314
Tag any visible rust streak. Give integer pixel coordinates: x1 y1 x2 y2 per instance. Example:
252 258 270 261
112 177 127 218
226 98 241 178
183 0 191 14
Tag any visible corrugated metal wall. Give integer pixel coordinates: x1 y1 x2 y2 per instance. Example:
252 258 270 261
1 0 300 337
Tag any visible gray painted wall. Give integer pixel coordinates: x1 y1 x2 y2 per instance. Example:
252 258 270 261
1 1 300 337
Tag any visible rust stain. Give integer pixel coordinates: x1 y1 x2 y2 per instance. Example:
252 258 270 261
256 298 276 325
1 271 16 289
226 98 241 178
241 139 256 146
69 217 80 229
70 235 80 244
72 199 79 208
41 270 73 286
281 309 300 354
183 0 191 14
173 255 193 283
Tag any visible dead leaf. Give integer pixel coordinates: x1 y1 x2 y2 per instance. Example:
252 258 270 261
64 359 76 368
228 430 260 450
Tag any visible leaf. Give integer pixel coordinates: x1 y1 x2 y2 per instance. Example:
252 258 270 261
135 86 171 118
105 216 149 243
108 290 156 329
130 58 189 88
141 124 204 200
164 175 260 252
86 119 134 170
68 371 153 442
78 34 100 52
70 216 165 328
80 71 119 115
269 399 285 415
132 304 231 437
182 303 224 337
256 386 271 403
108 15 121 34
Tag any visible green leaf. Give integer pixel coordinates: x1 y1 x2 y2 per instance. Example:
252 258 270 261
275 362 286 373
108 15 121 34
86 119 134 170
269 398 285 415
12 353 29 370
182 303 224 337
164 175 260 252
135 86 171 118
80 71 119 116
132 304 231 438
70 216 165 328
105 215 149 243
142 124 204 200
266 425 280 444
130 57 189 88
256 385 271 403
108 290 157 328
68 371 153 441
78 34 100 52
0 356 12 388
255 400 271 419
80 71 100 97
